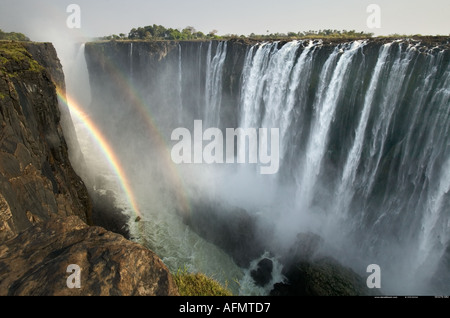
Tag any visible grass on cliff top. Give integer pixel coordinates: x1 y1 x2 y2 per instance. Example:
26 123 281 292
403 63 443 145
174 268 233 296
0 41 43 76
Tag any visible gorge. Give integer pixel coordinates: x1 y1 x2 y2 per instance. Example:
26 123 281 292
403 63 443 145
0 36 449 296
77 37 449 295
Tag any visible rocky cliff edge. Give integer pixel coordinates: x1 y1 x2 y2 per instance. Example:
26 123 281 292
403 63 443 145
0 41 178 296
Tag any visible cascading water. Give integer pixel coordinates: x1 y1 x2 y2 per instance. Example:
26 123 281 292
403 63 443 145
129 42 133 81
335 43 392 220
75 38 449 295
205 41 228 127
178 44 183 122
297 41 366 210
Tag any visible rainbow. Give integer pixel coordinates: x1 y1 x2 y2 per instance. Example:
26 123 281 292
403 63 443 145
81 42 191 217
55 42 191 221
56 86 142 218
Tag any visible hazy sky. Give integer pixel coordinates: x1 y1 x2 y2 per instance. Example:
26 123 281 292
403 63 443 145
0 0 449 42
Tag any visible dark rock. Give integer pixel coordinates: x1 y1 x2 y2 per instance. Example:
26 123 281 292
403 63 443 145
91 190 130 239
0 216 179 296
288 232 324 261
0 42 177 297
251 258 274 287
270 257 373 296
271 232 374 296
184 199 268 268
22 42 89 183
0 42 92 242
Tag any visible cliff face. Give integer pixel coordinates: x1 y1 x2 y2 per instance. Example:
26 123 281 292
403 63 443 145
0 42 92 241
0 42 178 296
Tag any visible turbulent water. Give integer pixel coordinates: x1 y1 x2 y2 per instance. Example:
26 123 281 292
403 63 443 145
68 39 450 295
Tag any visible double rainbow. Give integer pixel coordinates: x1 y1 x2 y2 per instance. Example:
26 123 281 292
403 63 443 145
55 41 191 221
56 86 142 218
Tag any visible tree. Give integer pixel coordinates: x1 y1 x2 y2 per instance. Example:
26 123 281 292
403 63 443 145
194 31 205 39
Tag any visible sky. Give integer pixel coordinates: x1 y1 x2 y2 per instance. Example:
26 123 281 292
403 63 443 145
0 0 449 42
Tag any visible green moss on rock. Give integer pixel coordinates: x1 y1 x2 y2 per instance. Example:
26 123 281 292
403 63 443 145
174 269 233 296
0 42 44 77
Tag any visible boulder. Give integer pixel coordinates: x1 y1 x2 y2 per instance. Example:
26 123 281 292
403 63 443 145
0 216 179 296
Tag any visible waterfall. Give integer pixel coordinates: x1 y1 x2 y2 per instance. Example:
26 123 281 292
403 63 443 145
82 39 450 295
335 43 392 219
297 41 366 210
205 41 228 127
129 42 133 81
240 43 275 129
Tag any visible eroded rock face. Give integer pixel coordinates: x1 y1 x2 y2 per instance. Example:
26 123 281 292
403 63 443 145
0 216 179 296
0 42 92 242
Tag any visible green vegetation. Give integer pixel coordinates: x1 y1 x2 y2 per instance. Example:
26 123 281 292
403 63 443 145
247 29 374 40
0 29 30 42
100 25 375 42
102 24 220 41
101 24 449 43
173 268 233 296
0 42 43 76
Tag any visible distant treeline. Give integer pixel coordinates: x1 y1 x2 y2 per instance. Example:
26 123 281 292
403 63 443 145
100 25 375 41
102 25 220 41
0 29 30 41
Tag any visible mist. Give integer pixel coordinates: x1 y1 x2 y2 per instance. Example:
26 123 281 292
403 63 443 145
56 38 448 296
2 1 448 296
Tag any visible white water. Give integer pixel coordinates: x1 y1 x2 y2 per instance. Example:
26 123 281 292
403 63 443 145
335 43 392 220
297 41 366 211
205 41 228 127
63 39 450 296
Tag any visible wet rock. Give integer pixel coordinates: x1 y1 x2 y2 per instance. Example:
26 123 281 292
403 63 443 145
184 200 267 267
271 232 374 296
289 232 324 261
270 257 372 296
251 258 274 287
91 190 130 239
